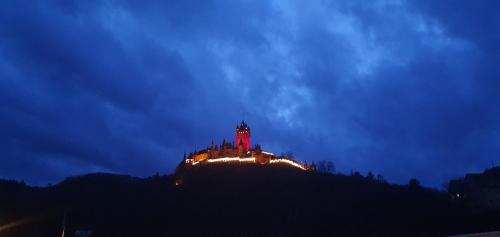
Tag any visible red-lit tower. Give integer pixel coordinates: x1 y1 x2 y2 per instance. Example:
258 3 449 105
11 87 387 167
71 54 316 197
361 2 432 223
236 121 251 152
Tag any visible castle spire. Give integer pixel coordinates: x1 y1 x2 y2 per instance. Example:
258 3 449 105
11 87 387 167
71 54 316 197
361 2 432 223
236 120 251 152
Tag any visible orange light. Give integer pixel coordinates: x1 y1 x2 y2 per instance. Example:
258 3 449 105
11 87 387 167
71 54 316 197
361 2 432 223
0 217 35 233
206 157 256 163
270 159 306 170
187 155 306 170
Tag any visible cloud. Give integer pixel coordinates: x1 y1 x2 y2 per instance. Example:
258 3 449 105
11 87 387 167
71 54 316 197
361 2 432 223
0 0 498 187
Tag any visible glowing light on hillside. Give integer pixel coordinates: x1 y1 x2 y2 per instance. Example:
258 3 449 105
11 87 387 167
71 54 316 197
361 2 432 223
206 157 256 163
0 217 34 233
185 159 200 165
185 155 307 171
182 122 309 172
270 159 306 170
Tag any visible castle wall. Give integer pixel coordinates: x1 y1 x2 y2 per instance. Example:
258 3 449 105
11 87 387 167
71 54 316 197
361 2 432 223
219 148 239 158
253 152 272 164
193 153 209 162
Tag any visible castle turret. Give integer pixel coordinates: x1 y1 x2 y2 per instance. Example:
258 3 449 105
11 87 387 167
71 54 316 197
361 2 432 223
236 120 251 152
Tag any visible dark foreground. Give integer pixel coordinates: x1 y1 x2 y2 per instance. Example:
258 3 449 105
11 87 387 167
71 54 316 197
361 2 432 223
1 164 500 236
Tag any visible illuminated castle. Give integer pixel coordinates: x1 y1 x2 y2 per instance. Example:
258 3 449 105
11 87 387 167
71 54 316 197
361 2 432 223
236 121 251 152
180 121 309 171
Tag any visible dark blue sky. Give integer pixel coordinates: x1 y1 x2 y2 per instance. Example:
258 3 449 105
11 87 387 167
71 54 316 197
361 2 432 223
1 0 499 188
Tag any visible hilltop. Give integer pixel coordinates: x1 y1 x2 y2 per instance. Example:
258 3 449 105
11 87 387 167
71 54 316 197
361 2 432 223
2 164 500 236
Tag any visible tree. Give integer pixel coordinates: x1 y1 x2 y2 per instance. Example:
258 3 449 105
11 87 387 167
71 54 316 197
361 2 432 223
326 161 335 173
352 171 362 179
376 174 386 184
408 178 421 189
366 172 374 181
317 160 335 173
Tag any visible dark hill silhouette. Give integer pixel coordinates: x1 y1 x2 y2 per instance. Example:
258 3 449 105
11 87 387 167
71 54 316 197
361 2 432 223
1 165 500 236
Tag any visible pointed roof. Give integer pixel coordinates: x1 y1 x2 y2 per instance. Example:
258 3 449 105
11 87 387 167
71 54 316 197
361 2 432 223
238 120 249 131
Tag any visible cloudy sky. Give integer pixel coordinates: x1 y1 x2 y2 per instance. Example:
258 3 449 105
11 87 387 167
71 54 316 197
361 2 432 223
1 0 499 187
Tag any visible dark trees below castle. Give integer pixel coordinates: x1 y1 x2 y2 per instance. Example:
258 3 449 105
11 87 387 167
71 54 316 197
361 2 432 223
1 165 500 236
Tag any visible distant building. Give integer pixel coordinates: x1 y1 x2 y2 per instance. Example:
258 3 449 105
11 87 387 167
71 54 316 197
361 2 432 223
179 121 310 171
236 121 251 152
449 167 500 210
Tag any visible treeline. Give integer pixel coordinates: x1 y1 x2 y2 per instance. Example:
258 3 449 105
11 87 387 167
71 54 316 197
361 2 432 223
0 165 500 236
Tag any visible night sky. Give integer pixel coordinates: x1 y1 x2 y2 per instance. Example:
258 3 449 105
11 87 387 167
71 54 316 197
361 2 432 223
1 1 499 188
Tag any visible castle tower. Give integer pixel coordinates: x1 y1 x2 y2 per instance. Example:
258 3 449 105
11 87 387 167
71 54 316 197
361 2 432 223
236 120 251 152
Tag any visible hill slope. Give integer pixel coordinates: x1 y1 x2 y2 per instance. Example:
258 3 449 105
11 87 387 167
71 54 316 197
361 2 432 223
1 165 499 236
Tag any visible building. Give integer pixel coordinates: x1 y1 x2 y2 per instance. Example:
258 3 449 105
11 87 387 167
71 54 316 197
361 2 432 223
180 121 309 171
236 121 251 152
449 167 500 210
